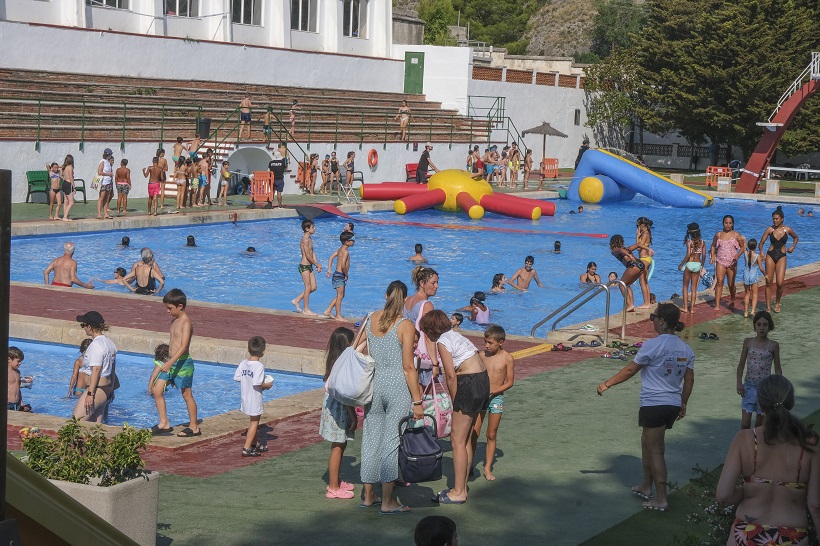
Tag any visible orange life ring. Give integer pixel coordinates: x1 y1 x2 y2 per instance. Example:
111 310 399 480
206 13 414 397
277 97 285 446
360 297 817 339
367 148 378 168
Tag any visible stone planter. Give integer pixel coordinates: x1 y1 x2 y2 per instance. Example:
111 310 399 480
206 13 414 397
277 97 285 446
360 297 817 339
49 471 159 546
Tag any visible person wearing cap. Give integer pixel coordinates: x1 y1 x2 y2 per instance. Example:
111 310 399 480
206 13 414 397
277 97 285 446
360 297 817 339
416 143 439 184
96 148 115 220
72 311 118 423
322 231 355 320
268 149 286 207
575 137 591 170
43 242 94 289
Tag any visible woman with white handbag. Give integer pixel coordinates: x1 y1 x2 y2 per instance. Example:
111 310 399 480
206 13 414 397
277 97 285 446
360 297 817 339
360 280 425 515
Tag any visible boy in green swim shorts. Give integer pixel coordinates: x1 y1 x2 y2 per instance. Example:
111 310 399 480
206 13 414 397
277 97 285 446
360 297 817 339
152 289 201 437
471 325 515 481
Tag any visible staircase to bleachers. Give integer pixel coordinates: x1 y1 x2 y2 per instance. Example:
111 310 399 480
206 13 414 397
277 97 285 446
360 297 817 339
0 69 489 149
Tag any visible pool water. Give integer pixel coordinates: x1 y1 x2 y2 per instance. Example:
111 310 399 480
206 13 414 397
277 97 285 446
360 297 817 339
11 198 819 336
9 339 324 429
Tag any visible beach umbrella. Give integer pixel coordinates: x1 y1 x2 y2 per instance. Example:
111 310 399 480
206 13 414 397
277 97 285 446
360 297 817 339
522 122 569 157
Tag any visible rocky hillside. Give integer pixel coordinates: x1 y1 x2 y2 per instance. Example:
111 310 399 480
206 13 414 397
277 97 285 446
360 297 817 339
524 0 597 57
392 0 598 58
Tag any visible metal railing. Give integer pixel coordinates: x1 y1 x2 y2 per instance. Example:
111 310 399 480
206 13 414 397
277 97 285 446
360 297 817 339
530 280 627 346
3 96 489 152
458 40 493 59
768 53 820 122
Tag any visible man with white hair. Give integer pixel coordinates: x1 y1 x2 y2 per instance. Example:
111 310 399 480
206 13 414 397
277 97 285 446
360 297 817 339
43 242 94 288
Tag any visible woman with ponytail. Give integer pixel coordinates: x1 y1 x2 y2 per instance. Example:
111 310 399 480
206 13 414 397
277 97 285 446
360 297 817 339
359 280 425 514
597 303 695 512
717 374 820 545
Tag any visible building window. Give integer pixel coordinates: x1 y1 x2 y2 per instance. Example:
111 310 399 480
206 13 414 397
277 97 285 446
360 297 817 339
291 0 317 32
342 0 367 38
574 109 581 126
232 0 262 25
86 0 130 8
166 0 198 17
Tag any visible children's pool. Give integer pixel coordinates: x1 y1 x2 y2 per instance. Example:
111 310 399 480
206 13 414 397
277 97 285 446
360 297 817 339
11 198 819 336
9 339 324 429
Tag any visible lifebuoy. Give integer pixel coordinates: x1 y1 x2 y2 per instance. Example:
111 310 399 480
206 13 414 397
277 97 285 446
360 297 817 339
367 148 378 168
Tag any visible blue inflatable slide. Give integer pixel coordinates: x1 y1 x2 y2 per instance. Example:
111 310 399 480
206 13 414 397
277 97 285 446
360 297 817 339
568 149 713 208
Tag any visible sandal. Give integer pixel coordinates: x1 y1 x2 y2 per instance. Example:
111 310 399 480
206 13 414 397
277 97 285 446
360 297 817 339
573 341 588 347
698 332 709 340
589 340 602 347
708 333 719 340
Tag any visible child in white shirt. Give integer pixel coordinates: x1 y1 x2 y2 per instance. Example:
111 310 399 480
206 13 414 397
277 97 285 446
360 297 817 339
234 336 273 457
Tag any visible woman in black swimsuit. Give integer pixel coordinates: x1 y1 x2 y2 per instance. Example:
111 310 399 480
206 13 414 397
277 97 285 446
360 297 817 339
759 206 798 313
329 152 340 193
610 235 645 312
579 261 601 284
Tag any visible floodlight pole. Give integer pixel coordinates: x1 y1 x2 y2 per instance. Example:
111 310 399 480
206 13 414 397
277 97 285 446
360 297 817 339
0 169 20 539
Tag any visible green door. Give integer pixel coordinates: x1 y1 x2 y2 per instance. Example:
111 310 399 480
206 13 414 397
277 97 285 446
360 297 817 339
404 52 425 95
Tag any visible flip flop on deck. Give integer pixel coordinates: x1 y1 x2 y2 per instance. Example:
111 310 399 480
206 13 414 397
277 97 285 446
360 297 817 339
176 427 202 437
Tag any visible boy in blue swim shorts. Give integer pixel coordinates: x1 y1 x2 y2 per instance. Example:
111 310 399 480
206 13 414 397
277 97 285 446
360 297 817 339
471 325 515 481
152 289 201 437
322 231 354 320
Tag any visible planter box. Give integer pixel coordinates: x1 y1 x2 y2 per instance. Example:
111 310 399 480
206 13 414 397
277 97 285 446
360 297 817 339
49 471 159 546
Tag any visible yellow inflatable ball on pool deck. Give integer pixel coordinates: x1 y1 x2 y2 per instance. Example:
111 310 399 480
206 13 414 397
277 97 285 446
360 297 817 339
427 170 493 213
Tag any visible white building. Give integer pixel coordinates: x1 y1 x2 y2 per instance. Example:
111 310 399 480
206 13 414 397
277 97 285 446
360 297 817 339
0 0 392 57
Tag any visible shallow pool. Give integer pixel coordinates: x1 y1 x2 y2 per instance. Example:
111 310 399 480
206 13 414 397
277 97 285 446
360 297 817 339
12 198 819 336
9 339 324 429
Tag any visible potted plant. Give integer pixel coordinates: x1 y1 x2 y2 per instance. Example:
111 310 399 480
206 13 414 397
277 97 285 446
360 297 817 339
19 419 158 546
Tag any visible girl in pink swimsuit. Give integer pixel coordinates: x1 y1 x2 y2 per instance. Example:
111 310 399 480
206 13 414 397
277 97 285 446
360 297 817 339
710 215 745 311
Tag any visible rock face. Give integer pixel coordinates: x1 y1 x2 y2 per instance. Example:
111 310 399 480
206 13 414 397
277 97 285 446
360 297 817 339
524 0 597 57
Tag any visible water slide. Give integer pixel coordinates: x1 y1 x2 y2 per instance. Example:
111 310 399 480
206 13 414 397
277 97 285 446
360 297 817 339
568 149 713 208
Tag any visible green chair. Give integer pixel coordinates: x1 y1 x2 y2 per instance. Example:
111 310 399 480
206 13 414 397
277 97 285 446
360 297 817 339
25 170 49 203
73 178 87 204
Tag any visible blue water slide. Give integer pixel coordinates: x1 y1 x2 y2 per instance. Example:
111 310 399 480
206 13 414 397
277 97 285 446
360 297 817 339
568 149 713 208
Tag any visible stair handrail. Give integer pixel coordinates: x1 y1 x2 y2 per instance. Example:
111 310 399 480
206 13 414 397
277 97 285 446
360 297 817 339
529 280 628 346
768 58 814 123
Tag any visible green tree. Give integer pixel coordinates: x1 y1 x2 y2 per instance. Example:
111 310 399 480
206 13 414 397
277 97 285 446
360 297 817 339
451 0 545 54
418 0 458 46
590 0 646 58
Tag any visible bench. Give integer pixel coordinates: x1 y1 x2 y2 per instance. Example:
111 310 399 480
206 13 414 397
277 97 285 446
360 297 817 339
406 163 430 183
25 170 48 203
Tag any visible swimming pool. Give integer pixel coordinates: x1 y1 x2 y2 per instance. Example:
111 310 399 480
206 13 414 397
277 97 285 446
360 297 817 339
8 339 324 429
11 198 819 336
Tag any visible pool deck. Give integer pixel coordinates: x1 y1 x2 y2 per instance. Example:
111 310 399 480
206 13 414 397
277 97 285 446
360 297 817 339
7 189 820 545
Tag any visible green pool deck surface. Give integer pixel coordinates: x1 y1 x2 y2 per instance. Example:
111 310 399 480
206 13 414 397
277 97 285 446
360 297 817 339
148 284 820 546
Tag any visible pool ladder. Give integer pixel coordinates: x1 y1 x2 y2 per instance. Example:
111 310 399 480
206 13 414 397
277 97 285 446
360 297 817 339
530 280 628 346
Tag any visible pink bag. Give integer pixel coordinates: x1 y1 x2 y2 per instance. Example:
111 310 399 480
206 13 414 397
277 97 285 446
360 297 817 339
421 377 452 439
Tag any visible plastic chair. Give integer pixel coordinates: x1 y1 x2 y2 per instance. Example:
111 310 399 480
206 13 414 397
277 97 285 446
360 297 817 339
25 170 49 203
249 171 274 206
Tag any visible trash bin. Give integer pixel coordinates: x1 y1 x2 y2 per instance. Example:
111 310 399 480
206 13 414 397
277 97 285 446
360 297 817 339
197 118 211 138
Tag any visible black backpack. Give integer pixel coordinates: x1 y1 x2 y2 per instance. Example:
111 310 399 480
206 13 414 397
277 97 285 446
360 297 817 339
398 416 443 483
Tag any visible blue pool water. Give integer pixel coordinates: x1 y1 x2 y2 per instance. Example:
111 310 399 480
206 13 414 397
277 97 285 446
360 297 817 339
9 339 324 429
11 197 819 336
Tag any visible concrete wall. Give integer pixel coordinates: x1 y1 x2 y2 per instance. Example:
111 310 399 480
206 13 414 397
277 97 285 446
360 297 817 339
392 44 471 114
4 140 473 202
468 79 587 168
0 20 404 93
392 11 424 45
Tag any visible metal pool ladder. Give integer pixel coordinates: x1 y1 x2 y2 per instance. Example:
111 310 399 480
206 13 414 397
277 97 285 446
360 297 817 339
530 280 628 346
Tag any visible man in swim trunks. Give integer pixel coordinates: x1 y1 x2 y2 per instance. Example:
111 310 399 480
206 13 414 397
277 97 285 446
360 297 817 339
472 325 515 481
43 242 94 289
507 256 543 290
142 156 163 216
268 150 286 208
291 219 322 315
239 93 252 140
154 289 200 437
172 136 185 164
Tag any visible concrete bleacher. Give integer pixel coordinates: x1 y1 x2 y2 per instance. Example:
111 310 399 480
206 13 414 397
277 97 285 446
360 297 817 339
0 69 489 145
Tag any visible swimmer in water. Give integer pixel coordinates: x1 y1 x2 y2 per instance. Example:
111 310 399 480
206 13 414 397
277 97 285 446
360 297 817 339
246 247 256 253
554 241 562 254
508 256 543 290
408 243 427 264
186 235 196 247
121 236 130 248
491 273 506 293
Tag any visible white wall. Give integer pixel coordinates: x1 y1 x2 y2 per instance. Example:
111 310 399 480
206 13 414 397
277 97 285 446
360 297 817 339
392 45 471 114
468 79 588 168
4 140 475 202
0 20 404 94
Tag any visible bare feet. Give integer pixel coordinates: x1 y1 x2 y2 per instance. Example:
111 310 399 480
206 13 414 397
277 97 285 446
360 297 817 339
713 304 720 311
636 304 653 310
626 306 635 313
334 316 346 322
303 309 318 316
484 467 496 481
291 298 302 313
61 217 73 222
774 303 781 313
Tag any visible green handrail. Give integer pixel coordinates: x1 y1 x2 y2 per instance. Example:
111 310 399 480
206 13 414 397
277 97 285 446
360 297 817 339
359 112 364 150
120 102 126 151
79 100 85 152
35 99 41 152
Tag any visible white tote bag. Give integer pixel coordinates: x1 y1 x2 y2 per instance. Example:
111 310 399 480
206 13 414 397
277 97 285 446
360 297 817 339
326 314 375 406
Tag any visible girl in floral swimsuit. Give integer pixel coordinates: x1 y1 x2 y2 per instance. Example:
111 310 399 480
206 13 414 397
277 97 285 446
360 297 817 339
710 215 746 311
735 311 781 429
717 374 820 546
